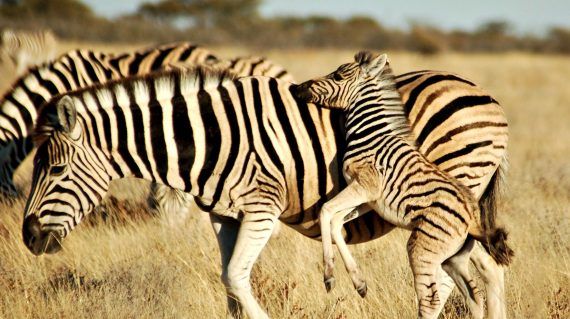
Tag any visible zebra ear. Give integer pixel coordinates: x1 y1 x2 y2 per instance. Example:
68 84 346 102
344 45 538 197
56 96 77 133
361 53 388 78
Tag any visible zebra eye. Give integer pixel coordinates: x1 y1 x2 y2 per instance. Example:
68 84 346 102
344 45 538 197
49 165 66 176
333 73 343 81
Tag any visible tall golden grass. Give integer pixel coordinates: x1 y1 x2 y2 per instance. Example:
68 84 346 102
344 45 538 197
0 44 569 318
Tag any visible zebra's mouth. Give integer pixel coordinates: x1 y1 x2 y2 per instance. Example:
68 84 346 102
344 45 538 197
291 80 316 102
22 214 63 255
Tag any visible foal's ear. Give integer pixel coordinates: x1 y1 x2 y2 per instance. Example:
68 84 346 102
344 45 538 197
56 96 77 133
355 51 389 78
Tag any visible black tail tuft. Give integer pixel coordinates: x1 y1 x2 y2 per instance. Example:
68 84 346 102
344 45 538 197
482 228 514 266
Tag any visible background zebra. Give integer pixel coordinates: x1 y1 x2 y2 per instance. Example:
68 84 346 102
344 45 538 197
294 52 513 319
0 29 57 75
22 65 508 319
0 42 218 199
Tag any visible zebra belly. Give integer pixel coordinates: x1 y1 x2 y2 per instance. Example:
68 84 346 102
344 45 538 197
367 200 410 230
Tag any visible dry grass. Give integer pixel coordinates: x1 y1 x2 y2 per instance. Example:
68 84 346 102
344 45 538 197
1 44 569 318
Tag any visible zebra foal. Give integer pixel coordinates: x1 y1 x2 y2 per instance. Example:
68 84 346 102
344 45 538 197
293 52 514 319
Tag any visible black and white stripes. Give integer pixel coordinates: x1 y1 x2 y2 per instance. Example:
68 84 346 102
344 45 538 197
0 42 217 198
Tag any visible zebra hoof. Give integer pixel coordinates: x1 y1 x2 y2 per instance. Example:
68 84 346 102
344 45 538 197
356 283 367 298
324 277 336 292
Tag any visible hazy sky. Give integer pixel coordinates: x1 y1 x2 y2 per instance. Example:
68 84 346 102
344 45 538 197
80 0 570 34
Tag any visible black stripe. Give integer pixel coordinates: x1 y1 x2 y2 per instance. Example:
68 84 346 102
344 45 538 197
416 96 497 145
209 85 240 206
61 54 82 89
431 201 466 224
171 77 194 191
403 74 477 116
196 90 221 198
253 79 283 177
148 82 169 183
128 52 146 75
150 46 175 71
126 83 153 181
113 93 142 178
413 226 439 241
394 71 426 89
432 140 493 165
178 45 197 62
267 82 303 224
85 51 104 83
424 121 507 157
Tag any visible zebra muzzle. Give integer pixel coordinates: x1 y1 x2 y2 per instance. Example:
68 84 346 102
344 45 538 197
291 80 315 102
23 214 63 255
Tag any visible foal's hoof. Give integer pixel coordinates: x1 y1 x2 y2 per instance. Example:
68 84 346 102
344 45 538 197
356 283 367 298
324 277 336 292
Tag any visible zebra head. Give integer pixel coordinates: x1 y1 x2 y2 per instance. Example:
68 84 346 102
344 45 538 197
293 51 390 109
23 96 110 255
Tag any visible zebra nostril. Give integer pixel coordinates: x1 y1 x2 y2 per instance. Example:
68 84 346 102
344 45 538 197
23 214 41 245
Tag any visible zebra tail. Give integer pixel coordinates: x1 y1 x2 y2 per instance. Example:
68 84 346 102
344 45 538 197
478 155 514 266
481 227 514 266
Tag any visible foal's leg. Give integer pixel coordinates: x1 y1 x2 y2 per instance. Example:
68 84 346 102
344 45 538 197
330 204 371 297
320 181 372 293
408 229 442 319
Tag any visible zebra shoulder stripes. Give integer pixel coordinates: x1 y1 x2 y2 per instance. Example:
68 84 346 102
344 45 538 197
0 42 218 199
0 29 57 75
153 55 295 225
293 51 514 319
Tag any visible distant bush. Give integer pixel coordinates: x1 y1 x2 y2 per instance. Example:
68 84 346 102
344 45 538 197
1 0 569 54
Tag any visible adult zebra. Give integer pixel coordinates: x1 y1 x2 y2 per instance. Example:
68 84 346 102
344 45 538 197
0 29 57 75
22 66 508 318
0 42 218 199
294 52 512 318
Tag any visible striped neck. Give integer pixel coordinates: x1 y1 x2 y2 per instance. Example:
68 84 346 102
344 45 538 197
345 67 412 142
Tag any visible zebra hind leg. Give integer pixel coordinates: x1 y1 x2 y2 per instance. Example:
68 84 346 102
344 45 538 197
408 229 445 319
209 214 242 318
442 238 484 319
470 243 507 319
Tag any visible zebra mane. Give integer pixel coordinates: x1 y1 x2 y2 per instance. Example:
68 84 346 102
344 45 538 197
33 65 237 146
354 51 414 142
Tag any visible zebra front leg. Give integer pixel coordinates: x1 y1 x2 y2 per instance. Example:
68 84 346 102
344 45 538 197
225 211 278 319
470 242 507 319
320 182 372 294
209 214 242 318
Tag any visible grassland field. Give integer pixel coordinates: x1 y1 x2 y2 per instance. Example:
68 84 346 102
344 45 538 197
0 42 569 318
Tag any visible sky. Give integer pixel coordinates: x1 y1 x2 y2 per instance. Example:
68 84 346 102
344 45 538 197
80 0 570 34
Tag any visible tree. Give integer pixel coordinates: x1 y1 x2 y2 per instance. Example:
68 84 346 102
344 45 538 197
138 0 261 29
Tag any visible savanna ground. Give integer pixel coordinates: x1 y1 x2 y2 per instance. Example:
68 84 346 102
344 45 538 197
0 42 569 318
